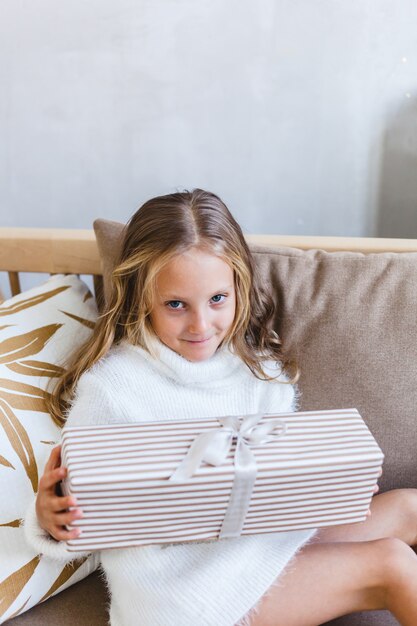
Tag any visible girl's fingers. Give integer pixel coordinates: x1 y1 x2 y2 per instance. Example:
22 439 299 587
366 485 380 515
54 509 83 526
44 445 61 472
50 495 79 512
39 467 67 491
49 525 81 542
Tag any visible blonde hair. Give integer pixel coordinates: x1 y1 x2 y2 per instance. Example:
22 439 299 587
48 189 298 425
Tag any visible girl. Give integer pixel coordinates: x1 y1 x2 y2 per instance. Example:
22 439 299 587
25 189 417 626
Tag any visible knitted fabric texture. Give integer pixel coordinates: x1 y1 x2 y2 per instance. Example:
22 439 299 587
24 341 315 626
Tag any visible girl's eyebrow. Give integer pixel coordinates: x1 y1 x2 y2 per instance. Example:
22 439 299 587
161 285 234 300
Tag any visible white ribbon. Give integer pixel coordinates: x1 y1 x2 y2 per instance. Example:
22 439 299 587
168 414 287 539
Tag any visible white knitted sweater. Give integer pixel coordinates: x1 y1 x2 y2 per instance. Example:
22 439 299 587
24 341 315 626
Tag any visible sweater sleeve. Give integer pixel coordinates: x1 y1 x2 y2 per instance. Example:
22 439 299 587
23 371 119 561
23 499 94 562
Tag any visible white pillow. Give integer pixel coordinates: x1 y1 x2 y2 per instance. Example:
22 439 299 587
0 274 100 624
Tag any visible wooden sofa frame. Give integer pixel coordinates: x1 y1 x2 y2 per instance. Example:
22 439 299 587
2 227 417 302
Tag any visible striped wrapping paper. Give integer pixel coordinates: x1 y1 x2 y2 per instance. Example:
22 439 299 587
61 408 384 552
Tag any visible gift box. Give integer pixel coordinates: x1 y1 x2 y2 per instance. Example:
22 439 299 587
61 408 384 552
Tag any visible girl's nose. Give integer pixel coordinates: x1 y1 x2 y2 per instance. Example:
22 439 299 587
188 311 209 335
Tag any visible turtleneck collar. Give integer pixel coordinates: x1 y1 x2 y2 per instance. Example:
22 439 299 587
121 338 243 388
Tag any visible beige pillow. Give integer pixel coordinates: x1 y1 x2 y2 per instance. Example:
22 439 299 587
251 244 417 494
0 275 99 624
93 219 125 304
94 218 417 494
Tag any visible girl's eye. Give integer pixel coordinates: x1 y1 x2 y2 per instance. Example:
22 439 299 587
167 301 184 310
211 294 226 304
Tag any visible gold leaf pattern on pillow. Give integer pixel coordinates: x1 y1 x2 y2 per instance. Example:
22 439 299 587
6 360 65 378
0 379 50 413
39 557 88 603
0 520 21 528
0 555 40 618
0 392 46 413
0 286 70 317
60 310 95 329
0 325 62 365
0 454 16 469
3 596 31 620
83 291 93 302
0 399 38 492
0 456 14 469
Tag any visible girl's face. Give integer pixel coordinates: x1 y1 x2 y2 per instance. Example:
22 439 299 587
149 247 236 362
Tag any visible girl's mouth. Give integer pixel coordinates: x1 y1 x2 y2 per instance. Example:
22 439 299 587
183 337 212 344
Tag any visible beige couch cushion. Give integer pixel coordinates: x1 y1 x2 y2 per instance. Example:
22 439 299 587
7 570 108 626
94 219 417 496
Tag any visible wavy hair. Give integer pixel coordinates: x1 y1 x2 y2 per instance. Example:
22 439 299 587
48 189 298 425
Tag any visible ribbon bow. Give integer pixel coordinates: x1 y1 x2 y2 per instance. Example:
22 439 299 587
169 414 287 539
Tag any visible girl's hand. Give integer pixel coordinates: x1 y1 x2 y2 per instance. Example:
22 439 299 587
374 466 383 495
366 467 383 517
35 445 83 541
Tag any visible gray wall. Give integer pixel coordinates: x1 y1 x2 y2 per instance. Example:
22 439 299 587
1 0 417 239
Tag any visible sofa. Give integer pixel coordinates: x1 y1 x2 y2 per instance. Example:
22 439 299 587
1 224 416 626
